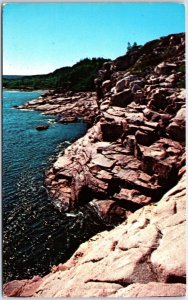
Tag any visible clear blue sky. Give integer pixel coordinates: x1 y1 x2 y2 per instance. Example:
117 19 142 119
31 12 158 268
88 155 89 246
3 2 185 75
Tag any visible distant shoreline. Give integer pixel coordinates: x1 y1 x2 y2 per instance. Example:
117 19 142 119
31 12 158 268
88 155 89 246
3 88 49 94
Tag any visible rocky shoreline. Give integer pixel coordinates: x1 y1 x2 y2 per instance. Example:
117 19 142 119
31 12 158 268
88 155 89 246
3 32 186 297
17 90 99 127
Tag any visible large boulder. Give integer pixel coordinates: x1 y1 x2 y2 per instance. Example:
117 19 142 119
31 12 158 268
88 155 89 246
36 124 49 130
3 276 43 297
115 75 138 92
58 116 77 123
136 138 183 187
166 107 185 141
89 199 127 223
100 122 124 141
111 89 134 107
154 62 177 75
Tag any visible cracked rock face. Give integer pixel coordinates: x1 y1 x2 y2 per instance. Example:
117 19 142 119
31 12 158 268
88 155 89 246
43 34 185 222
4 32 186 297
4 173 185 297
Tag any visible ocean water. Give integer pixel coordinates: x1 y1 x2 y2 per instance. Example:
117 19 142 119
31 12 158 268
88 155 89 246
2 91 111 283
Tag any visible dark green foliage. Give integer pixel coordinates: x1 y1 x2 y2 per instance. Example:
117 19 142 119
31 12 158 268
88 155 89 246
176 63 185 88
177 79 185 88
177 63 185 74
127 42 131 51
127 42 139 52
3 57 109 91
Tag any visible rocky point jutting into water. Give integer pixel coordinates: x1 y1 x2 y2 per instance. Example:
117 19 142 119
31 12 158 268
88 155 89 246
4 32 186 297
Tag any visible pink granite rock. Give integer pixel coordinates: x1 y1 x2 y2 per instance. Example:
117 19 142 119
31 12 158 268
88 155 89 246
113 282 186 297
6 32 185 298
3 276 43 297
4 173 184 298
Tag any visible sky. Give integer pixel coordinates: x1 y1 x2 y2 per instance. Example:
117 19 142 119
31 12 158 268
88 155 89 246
3 2 185 75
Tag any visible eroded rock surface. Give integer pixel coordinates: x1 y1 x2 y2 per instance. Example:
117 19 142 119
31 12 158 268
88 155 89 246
39 33 185 223
18 91 99 126
5 32 186 297
4 173 185 297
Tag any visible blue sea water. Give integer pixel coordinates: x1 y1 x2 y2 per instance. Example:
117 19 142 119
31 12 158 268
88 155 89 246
2 91 110 282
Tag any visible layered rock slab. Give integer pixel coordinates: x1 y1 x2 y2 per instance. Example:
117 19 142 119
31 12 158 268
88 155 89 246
18 91 99 125
45 113 184 221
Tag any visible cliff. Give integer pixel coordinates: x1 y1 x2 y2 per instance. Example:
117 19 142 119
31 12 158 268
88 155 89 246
4 32 186 297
